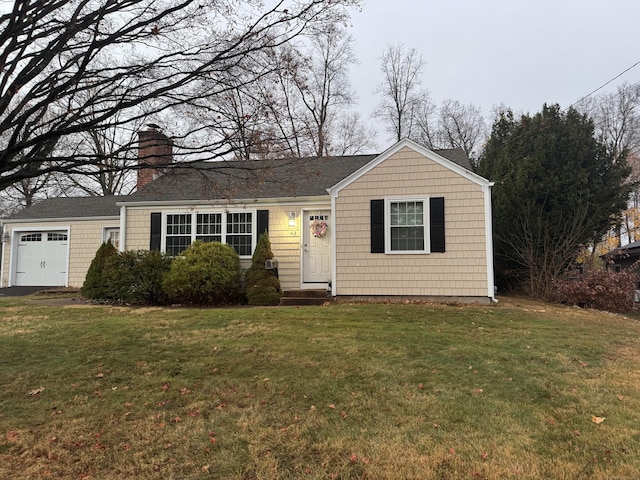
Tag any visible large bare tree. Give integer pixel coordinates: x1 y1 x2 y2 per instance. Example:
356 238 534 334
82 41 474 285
295 27 357 156
435 99 487 166
0 0 359 191
374 44 430 142
187 27 375 160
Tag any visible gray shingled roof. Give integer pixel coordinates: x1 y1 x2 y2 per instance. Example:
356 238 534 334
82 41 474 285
130 154 378 201
3 195 125 221
2 148 472 219
131 149 472 202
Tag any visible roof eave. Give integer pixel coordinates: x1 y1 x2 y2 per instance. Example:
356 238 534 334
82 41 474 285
117 195 331 208
2 215 120 224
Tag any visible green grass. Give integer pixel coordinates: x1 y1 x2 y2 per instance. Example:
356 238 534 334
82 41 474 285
1 297 640 479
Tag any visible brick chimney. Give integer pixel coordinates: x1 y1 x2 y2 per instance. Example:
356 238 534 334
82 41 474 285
137 125 173 191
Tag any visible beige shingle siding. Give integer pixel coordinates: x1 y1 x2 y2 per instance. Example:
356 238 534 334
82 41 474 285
124 208 152 251
335 147 489 297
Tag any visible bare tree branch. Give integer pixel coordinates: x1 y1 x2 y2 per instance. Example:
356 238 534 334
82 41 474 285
0 0 360 191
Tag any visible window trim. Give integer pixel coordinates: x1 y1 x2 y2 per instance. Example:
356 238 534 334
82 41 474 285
160 210 257 258
384 197 430 254
102 227 120 249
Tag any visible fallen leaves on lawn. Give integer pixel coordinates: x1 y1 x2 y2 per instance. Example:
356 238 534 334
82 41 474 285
27 386 44 397
591 416 606 424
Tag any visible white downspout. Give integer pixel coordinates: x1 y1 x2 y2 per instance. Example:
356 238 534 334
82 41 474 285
329 189 337 297
0 222 5 288
484 183 497 302
119 205 126 252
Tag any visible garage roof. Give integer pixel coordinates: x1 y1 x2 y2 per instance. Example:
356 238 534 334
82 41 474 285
3 195 125 221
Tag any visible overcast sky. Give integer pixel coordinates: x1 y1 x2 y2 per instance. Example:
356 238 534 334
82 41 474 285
348 0 640 139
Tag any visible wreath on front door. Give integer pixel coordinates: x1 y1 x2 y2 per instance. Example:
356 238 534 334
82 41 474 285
309 219 328 238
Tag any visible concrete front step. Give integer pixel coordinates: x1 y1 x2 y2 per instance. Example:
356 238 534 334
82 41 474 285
280 289 331 306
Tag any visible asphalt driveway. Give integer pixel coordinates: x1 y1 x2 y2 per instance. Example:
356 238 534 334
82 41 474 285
0 286 54 297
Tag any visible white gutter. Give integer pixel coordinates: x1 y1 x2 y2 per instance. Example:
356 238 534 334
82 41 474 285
116 195 330 209
1 215 119 224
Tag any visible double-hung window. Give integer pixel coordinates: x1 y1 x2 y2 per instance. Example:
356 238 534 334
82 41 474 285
166 214 192 256
163 211 254 257
387 199 427 253
196 213 222 243
226 213 252 256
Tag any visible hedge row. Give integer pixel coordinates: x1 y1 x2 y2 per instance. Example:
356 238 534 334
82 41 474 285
555 266 640 313
81 233 281 306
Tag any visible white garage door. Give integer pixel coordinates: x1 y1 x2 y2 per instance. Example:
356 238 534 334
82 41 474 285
15 231 68 286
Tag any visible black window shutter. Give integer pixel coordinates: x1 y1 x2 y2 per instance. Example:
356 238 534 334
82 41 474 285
430 197 445 253
150 212 162 251
256 210 269 235
370 199 385 253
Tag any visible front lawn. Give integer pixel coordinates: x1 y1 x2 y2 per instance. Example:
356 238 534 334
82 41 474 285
1 297 639 479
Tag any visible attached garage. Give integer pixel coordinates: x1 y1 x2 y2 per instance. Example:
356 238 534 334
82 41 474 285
1 196 124 288
13 230 69 286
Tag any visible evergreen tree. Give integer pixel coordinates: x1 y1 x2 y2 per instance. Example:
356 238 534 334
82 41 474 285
81 241 118 299
245 232 281 305
478 104 631 298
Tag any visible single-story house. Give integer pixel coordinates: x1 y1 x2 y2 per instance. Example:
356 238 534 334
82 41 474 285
601 240 640 272
0 129 496 303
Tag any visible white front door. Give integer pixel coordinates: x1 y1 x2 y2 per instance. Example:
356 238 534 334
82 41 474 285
303 211 331 284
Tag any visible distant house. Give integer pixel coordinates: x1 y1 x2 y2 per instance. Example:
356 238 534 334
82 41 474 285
0 129 496 303
601 240 640 272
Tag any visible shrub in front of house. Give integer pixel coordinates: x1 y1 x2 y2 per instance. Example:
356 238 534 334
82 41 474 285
163 241 242 305
81 241 118 300
555 266 639 313
245 232 281 306
102 250 172 305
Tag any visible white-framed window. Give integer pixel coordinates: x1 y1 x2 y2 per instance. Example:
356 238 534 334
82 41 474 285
163 211 255 257
103 228 120 249
386 198 428 254
226 212 253 256
196 213 222 243
166 214 192 256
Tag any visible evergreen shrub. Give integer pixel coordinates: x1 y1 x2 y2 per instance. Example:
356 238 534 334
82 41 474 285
245 232 281 305
103 250 172 305
163 241 241 305
81 241 118 300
